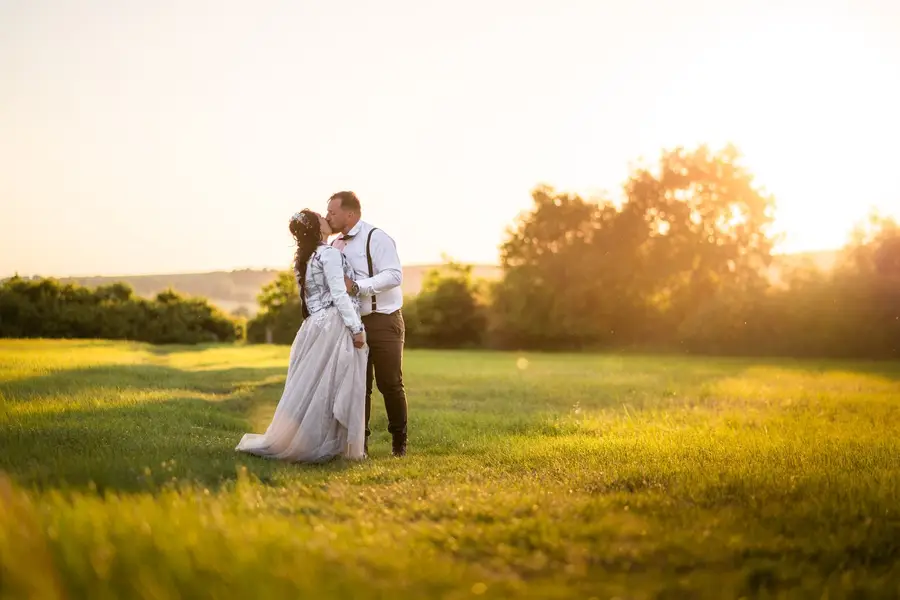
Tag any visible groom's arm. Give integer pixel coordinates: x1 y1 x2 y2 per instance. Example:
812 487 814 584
354 230 402 297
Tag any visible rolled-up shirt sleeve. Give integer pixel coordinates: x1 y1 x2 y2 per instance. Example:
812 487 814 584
354 229 402 296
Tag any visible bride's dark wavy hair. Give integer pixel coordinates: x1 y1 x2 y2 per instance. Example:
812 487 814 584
289 209 322 317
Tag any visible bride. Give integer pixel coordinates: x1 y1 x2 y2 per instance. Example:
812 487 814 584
235 209 368 462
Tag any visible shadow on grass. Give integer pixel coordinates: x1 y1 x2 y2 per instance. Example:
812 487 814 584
0 362 359 494
0 363 286 403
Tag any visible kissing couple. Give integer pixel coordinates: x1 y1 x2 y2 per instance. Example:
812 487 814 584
235 191 408 461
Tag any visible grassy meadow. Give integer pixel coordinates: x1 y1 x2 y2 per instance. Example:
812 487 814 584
1 339 899 599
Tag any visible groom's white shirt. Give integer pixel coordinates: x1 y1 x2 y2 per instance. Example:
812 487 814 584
336 220 403 317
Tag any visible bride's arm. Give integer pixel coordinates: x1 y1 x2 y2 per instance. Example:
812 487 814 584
320 247 365 335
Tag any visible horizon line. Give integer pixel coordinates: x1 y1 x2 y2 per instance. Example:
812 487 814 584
1 247 842 281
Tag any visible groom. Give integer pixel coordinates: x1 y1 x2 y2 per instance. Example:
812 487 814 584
326 191 408 457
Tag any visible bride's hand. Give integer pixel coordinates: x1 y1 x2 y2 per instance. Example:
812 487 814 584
352 332 365 349
344 276 355 294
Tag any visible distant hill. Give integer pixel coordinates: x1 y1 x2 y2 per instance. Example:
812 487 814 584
48 265 503 317
9 251 836 317
54 268 284 317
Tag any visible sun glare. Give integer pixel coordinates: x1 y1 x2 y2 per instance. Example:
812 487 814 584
641 18 900 253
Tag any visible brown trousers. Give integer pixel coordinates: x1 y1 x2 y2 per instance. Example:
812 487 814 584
361 310 408 439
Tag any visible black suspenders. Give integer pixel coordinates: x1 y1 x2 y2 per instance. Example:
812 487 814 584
366 228 379 312
333 227 379 312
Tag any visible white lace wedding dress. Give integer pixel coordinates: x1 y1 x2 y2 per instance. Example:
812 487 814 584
235 244 367 462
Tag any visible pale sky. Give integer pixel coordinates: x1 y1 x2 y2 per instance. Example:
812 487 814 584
2 0 899 277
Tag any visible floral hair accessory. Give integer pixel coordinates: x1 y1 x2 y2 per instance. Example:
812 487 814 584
290 211 312 226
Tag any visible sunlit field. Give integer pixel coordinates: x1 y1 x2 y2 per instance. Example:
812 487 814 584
1 340 899 599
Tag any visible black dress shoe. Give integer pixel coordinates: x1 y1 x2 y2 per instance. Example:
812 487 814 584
392 436 407 457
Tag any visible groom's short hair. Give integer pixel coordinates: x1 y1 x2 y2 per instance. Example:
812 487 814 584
330 191 361 214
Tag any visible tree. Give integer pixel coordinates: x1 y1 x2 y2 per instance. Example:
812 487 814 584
0 278 242 344
492 185 614 349
826 211 900 357
247 271 303 344
676 210 900 359
492 146 779 350
257 271 300 314
838 211 900 277
405 260 487 348
623 145 777 343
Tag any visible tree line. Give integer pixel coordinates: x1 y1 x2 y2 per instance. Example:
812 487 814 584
485 146 898 358
4 145 896 357
250 145 898 358
0 278 243 344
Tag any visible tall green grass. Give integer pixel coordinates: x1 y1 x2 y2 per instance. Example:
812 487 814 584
1 340 898 598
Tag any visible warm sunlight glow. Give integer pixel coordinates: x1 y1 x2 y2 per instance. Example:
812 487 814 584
629 17 900 253
1 1 898 276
